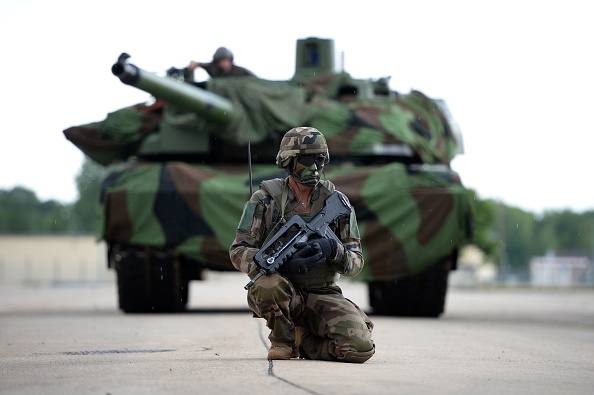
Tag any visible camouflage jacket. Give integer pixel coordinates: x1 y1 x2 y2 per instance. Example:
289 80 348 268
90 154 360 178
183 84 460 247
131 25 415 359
201 63 255 78
229 178 364 290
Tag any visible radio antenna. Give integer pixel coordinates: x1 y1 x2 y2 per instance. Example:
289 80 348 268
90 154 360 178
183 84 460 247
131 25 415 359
248 141 253 197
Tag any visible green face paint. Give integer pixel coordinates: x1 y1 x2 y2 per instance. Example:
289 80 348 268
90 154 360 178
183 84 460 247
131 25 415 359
293 160 321 186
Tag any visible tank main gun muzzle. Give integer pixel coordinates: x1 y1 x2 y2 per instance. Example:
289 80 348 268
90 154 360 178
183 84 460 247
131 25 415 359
111 53 233 124
112 53 141 85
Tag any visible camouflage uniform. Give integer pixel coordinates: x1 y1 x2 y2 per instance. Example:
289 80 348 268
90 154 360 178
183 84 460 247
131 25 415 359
201 46 254 78
201 63 254 78
229 127 375 363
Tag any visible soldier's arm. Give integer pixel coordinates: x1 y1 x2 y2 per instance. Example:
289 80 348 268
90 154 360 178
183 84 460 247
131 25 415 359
231 65 255 77
332 209 364 277
229 190 269 274
201 62 221 77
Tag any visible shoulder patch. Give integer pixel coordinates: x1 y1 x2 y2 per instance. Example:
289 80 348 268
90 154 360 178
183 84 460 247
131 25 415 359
238 202 257 231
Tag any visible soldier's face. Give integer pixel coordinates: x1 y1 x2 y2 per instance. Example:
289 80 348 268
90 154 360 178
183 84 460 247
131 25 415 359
216 58 233 73
292 155 325 186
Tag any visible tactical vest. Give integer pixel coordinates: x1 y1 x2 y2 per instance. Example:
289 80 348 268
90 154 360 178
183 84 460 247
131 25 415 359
259 179 342 292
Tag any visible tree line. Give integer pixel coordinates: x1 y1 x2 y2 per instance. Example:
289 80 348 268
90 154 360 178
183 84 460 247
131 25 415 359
0 159 103 234
1 158 593 272
465 191 594 274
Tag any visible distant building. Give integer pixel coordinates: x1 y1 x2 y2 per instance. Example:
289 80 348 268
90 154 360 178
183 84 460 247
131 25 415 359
0 236 111 286
530 253 592 287
449 244 498 288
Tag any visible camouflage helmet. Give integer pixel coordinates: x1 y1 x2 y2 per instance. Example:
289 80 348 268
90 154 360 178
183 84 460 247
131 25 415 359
276 127 330 169
213 47 233 62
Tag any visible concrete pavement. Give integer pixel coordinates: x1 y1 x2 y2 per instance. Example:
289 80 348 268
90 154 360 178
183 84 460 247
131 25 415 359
1 273 593 394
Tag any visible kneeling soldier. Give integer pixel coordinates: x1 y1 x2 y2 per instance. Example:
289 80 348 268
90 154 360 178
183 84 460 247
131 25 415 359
230 126 375 362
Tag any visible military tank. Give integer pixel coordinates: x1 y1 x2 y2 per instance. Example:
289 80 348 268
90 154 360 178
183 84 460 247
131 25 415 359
64 37 471 317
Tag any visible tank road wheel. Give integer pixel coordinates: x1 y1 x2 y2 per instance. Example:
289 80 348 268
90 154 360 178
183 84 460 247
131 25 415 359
112 246 187 313
368 252 455 318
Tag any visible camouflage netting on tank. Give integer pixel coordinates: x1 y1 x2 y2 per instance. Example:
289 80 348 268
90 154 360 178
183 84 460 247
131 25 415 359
207 75 459 164
63 102 163 166
100 162 470 277
206 78 307 145
327 163 471 280
299 73 459 164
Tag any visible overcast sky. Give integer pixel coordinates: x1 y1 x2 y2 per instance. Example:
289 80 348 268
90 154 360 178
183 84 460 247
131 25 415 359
1 0 592 214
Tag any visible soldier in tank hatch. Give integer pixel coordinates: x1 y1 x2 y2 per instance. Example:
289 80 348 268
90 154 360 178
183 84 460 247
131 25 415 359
229 127 375 362
187 47 255 78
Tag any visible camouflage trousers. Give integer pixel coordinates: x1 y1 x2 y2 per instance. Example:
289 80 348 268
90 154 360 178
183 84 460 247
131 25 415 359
247 272 375 363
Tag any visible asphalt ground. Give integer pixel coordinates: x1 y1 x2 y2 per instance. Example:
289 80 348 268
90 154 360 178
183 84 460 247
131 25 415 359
1 272 593 395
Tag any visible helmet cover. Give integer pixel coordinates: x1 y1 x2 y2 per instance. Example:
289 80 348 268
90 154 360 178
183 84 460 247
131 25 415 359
275 127 330 169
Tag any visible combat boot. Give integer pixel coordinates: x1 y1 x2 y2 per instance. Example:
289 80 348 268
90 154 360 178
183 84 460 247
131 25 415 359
267 344 293 360
291 326 305 358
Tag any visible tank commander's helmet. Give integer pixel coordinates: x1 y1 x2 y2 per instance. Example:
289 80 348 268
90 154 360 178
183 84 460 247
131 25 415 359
213 47 234 62
276 127 330 169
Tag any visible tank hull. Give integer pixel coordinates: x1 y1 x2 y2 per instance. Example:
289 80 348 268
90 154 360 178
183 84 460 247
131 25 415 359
101 161 469 278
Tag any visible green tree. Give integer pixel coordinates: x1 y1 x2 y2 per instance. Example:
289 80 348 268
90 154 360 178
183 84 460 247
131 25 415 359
37 200 71 233
535 210 594 253
71 157 104 233
488 205 594 276
0 187 70 234
0 187 39 233
0 158 104 235
465 189 498 260
501 205 539 271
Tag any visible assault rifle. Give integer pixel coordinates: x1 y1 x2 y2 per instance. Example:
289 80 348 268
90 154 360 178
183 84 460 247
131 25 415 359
244 191 352 290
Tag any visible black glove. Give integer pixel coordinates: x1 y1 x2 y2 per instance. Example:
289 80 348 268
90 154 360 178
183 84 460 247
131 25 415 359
278 241 322 275
278 238 338 275
308 238 338 260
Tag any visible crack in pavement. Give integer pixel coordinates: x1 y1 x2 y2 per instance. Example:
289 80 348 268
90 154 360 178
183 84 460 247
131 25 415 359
256 320 322 395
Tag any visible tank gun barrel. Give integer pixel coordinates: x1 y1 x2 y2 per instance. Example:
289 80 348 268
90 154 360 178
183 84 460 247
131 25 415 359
111 53 233 123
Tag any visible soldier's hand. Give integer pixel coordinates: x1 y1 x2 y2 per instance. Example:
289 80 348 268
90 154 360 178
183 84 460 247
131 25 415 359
187 60 201 71
278 241 323 275
289 238 338 273
308 238 338 260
